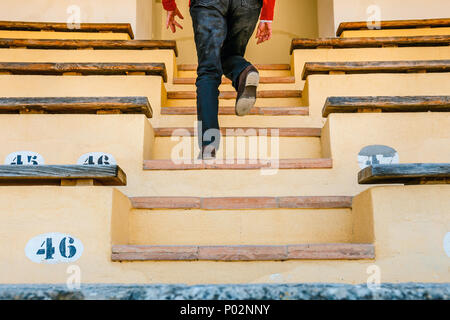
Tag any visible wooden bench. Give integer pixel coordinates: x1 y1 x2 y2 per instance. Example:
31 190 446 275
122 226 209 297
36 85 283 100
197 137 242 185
290 35 450 52
358 163 450 185
337 18 450 37
112 243 374 261
0 62 167 82
302 60 450 80
322 96 450 117
0 96 153 117
0 39 178 56
0 165 126 186
0 21 135 39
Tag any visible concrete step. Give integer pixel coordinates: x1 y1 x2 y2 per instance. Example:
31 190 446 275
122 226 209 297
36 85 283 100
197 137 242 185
153 136 322 159
166 90 302 100
161 106 308 116
142 158 332 170
173 76 295 85
166 82 299 91
126 196 353 246
166 97 304 107
177 64 292 78
112 244 375 261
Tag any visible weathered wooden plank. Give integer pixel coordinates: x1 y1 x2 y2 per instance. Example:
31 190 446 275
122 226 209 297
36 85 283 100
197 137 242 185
288 243 375 260
0 96 152 117
112 243 374 261
0 165 126 186
161 106 309 116
177 64 291 71
290 35 450 53
153 127 321 137
0 62 167 82
302 60 450 80
0 21 135 39
130 196 352 209
0 39 178 56
322 96 450 117
142 158 332 170
358 164 450 185
173 76 295 84
337 18 450 36
167 90 302 99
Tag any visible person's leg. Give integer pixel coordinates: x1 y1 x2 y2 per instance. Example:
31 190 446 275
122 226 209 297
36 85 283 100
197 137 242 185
221 0 262 90
190 0 228 156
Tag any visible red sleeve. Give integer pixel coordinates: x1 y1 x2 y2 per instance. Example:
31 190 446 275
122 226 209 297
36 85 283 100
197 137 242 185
260 0 276 21
162 0 177 11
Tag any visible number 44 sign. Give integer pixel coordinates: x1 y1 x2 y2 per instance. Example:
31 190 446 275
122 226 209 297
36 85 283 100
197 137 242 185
25 233 84 264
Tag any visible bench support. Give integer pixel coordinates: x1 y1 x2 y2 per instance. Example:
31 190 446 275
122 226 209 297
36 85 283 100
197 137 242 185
61 178 98 186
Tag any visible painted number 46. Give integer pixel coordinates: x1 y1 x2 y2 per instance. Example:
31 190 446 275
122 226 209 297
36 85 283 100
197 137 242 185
25 233 84 264
36 237 77 260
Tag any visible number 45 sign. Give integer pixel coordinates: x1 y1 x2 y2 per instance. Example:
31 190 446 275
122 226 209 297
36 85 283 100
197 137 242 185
25 233 84 264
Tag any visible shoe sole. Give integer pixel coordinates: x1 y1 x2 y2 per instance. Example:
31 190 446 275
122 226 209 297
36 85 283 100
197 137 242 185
235 71 259 117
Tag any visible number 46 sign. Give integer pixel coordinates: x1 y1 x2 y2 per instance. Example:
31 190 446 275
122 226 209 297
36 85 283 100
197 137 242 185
25 233 84 264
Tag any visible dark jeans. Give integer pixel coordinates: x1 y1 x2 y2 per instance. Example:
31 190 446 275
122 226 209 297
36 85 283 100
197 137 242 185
190 0 262 149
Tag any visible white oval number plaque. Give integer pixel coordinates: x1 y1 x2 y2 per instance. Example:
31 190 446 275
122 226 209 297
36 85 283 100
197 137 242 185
358 145 399 170
25 233 84 264
77 152 116 166
5 151 45 165
444 232 450 258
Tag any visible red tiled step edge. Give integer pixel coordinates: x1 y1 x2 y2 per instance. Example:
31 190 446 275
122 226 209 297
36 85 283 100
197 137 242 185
173 76 295 85
161 106 309 116
130 196 353 209
143 158 332 170
111 244 375 261
167 90 302 99
154 127 321 137
178 64 291 71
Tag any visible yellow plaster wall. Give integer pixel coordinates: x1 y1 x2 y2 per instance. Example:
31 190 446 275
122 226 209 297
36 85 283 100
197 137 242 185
0 186 448 284
293 46 450 89
0 0 154 39
341 27 450 38
304 73 450 127
154 0 319 65
129 208 353 245
333 0 450 34
353 185 450 282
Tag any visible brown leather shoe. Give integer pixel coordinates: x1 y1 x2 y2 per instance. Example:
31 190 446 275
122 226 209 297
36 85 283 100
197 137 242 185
235 65 259 116
197 145 216 160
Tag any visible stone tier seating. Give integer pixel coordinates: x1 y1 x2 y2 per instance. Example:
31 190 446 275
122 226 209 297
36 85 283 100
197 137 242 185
358 164 450 185
322 96 450 117
336 18 450 37
0 96 152 117
0 18 448 283
0 165 126 186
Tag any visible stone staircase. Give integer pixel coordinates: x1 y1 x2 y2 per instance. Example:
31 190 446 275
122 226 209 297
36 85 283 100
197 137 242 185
0 19 448 286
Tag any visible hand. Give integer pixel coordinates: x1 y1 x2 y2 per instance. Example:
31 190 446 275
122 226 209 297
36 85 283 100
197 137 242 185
166 7 184 33
256 21 272 44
